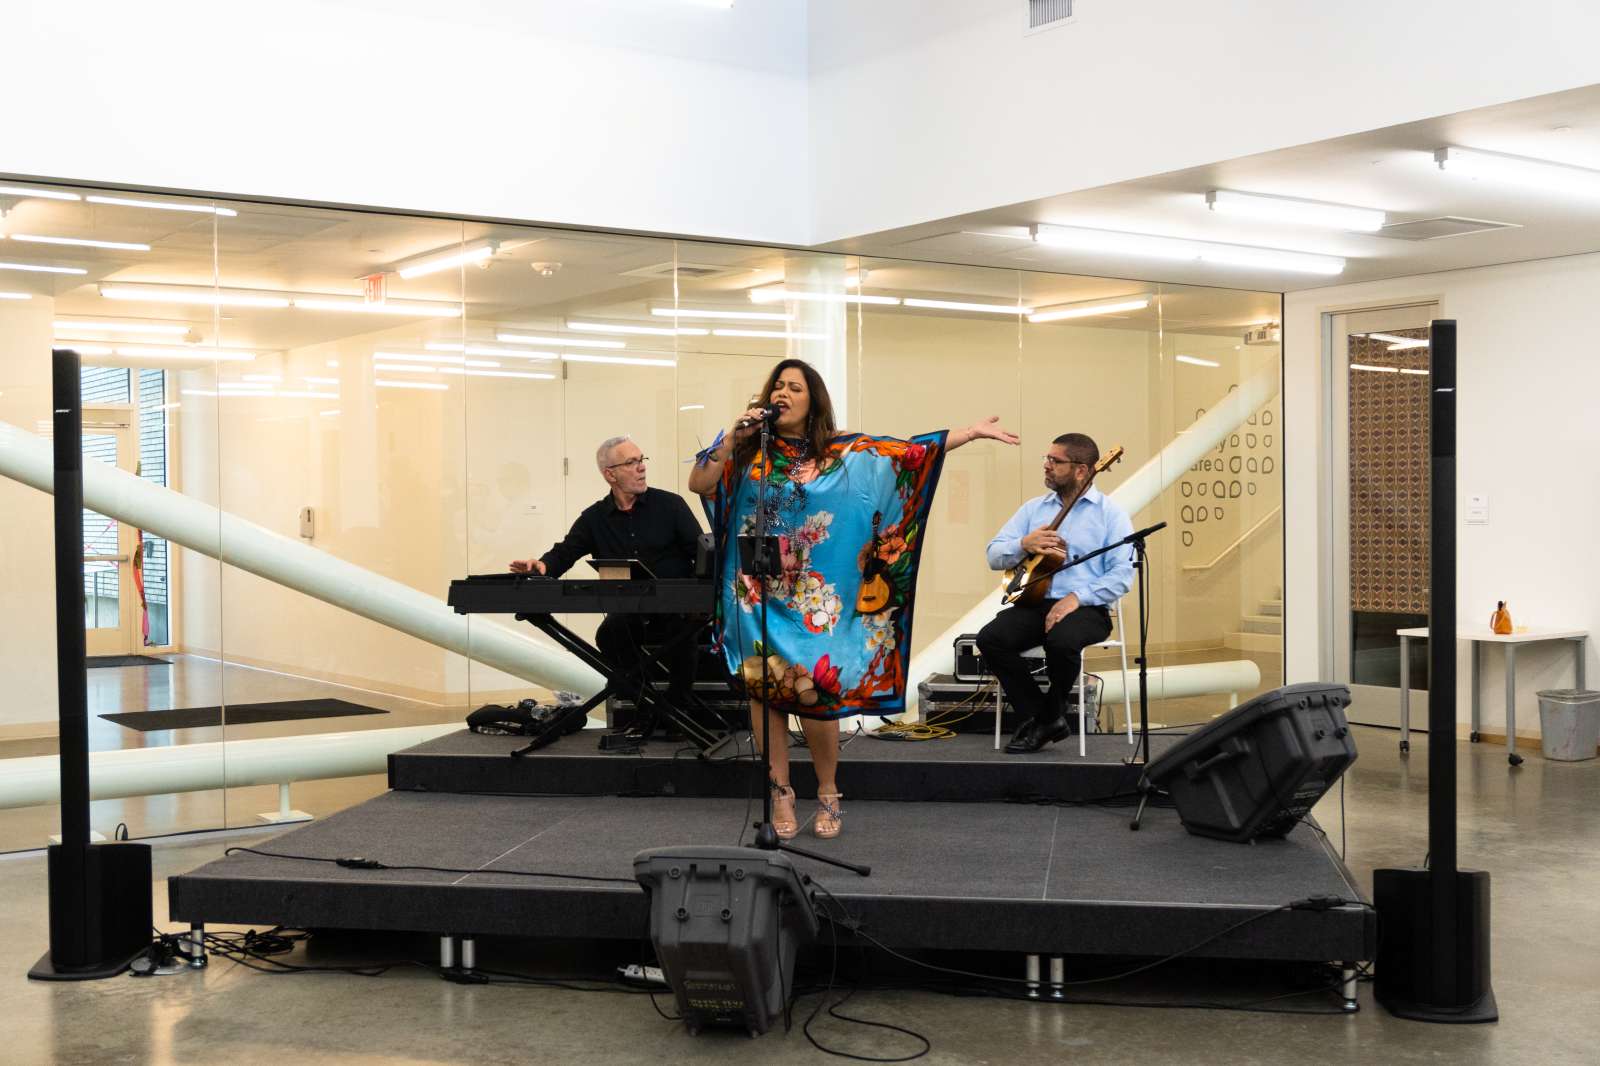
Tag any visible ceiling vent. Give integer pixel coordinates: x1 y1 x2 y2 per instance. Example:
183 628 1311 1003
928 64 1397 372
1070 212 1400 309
620 261 750 281
1379 216 1521 241
1244 324 1281 346
1025 0 1074 33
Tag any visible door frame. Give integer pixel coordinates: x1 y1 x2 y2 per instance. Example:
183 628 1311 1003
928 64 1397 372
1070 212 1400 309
81 404 139 657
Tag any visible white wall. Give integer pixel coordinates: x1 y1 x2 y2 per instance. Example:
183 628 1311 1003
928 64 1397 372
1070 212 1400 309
807 0 1600 241
2 0 811 245
1285 254 1600 736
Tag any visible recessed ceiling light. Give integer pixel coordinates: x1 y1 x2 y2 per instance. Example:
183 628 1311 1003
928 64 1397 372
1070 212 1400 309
1205 190 1385 232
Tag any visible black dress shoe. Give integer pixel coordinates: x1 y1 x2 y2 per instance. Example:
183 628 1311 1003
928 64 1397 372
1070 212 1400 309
1006 714 1071 754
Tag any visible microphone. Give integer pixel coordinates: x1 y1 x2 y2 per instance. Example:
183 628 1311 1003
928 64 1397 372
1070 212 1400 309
736 407 780 430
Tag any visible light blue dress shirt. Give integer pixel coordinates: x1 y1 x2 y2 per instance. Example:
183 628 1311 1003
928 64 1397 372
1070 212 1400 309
986 486 1135 606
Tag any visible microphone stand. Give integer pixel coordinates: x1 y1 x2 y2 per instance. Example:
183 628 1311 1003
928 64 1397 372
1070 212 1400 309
737 415 869 877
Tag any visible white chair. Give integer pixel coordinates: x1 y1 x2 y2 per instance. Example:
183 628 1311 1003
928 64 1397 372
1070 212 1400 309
989 599 1133 755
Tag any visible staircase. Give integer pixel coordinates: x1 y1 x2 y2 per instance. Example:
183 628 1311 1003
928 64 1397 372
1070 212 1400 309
1227 589 1283 652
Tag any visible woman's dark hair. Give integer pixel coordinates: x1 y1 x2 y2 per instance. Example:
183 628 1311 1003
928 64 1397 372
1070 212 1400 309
732 358 838 469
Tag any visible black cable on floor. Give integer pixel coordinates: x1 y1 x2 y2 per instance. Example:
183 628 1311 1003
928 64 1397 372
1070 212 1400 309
799 885 931 1062
222 846 638 886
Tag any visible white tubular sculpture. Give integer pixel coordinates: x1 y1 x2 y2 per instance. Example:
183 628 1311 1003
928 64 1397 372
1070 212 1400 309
0 723 460 809
1093 659 1260 706
0 419 603 695
906 367 1280 715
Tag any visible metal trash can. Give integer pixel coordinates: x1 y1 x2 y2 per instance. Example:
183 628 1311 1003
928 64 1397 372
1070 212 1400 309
1538 689 1600 761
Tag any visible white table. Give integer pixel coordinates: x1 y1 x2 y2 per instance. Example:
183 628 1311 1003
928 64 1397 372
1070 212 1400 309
1397 626 1589 765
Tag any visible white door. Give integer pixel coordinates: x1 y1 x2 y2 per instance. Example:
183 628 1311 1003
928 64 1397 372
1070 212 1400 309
1327 303 1438 729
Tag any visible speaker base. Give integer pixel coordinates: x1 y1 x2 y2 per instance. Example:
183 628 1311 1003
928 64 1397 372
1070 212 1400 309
1376 986 1499 1025
1373 867 1498 1024
27 946 144 982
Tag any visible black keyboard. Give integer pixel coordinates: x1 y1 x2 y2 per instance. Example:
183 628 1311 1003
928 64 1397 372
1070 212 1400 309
448 574 714 615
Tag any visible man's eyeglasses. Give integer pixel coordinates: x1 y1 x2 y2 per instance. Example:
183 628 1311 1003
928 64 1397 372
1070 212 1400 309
1042 455 1089 468
607 456 649 471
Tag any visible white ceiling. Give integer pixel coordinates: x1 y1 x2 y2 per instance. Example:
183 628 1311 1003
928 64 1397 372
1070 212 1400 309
826 83 1600 293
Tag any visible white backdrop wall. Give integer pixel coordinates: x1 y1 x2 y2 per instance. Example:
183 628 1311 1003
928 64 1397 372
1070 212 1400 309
2 0 812 245
1284 253 1600 737
807 0 1600 241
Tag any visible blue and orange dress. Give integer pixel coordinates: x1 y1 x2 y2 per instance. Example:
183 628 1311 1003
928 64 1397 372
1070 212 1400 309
702 431 947 719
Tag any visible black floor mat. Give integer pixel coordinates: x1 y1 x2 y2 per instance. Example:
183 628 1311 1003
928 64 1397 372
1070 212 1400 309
86 655 173 668
100 699 389 732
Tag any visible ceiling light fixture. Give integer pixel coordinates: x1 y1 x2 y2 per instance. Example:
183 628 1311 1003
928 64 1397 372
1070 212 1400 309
424 342 557 361
1435 145 1600 197
651 306 793 322
302 376 340 386
711 328 826 340
1349 363 1400 374
0 292 32 300
376 350 498 367
561 353 676 368
1205 189 1386 231
376 380 449 391
115 346 256 362
495 331 625 349
679 403 705 411
55 319 191 335
1028 295 1152 324
0 261 87 276
374 363 440 374
902 298 1033 315
85 195 238 217
100 284 290 308
1175 355 1220 367
394 242 496 280
1032 224 1345 276
293 297 462 318
59 344 115 356
437 367 556 381
748 286 901 306
9 234 150 252
566 320 710 337
0 185 81 202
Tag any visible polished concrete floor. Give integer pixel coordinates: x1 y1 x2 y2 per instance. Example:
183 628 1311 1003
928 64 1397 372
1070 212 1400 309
1 723 1597 1065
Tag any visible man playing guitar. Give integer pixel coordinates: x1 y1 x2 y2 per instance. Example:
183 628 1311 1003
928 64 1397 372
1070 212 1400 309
978 433 1134 754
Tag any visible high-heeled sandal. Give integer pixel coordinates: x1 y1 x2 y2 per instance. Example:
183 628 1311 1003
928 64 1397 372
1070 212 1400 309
813 791 844 839
770 781 799 839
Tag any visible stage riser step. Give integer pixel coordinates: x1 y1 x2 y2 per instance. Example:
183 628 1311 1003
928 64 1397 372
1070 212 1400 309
388 730 1172 805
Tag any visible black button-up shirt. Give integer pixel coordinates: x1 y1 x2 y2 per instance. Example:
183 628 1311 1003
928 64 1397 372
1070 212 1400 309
539 487 703 579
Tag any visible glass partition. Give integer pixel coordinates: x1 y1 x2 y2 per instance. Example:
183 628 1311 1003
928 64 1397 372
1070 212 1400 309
0 179 1284 850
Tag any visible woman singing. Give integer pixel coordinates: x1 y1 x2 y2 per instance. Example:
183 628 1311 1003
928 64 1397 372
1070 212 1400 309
688 358 1017 839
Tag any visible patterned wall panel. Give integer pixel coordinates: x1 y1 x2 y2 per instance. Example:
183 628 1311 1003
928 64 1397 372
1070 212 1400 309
1348 331 1430 613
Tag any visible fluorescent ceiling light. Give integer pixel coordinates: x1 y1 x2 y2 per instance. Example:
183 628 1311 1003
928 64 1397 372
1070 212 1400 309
395 242 495 280
651 306 793 322
86 195 237 217
374 363 440 374
9 234 150 252
1028 296 1151 324
1362 331 1429 351
0 185 81 202
293 297 462 318
1175 355 1220 367
1399 368 1430 376
1435 145 1600 197
0 261 87 275
376 380 449 391
59 344 114 356
55 319 190 335
319 410 340 417
749 286 901 306
1349 363 1399 373
566 320 709 337
438 367 556 381
711 328 826 340
1205 190 1385 232
100 284 290 308
424 342 556 362
0 292 32 300
1032 224 1345 276
276 390 339 399
561 353 676 367
495 332 625 349
242 373 282 383
302 376 339 386
902 298 1033 315
116 346 256 362
679 403 705 411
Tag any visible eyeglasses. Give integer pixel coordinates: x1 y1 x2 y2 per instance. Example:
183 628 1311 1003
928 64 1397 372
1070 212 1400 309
607 456 649 470
1042 455 1089 468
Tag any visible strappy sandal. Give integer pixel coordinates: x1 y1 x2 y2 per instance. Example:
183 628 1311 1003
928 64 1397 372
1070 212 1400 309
770 781 799 839
813 790 844 839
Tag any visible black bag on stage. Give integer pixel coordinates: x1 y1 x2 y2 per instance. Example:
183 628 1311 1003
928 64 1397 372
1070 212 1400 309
466 698 585 737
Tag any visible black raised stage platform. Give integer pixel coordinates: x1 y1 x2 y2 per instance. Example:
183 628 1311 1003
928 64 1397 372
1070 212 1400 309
170 728 1373 976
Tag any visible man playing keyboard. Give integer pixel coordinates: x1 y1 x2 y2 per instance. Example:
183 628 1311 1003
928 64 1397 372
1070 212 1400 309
511 435 706 706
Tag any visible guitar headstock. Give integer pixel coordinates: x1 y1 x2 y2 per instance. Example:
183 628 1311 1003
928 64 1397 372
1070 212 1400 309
1094 445 1125 474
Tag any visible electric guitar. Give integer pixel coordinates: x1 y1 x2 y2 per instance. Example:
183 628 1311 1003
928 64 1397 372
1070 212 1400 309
999 445 1124 607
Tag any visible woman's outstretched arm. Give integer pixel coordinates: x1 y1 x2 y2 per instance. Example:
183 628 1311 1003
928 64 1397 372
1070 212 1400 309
945 415 1020 452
